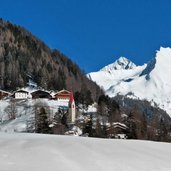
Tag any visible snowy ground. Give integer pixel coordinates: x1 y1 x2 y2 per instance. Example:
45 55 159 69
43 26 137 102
0 98 96 133
0 133 171 171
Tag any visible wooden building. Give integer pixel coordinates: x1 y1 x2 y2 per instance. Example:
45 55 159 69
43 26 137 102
0 90 11 99
31 90 52 99
106 122 128 139
53 89 71 101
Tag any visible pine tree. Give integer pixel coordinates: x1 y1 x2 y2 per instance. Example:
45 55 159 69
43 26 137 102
35 107 50 134
95 118 102 137
140 113 147 139
158 118 168 142
126 112 137 139
61 113 68 127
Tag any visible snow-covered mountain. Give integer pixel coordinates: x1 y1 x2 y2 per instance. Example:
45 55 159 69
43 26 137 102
87 57 146 93
100 57 137 71
87 47 171 116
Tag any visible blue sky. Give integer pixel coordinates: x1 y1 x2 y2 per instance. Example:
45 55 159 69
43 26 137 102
1 0 171 72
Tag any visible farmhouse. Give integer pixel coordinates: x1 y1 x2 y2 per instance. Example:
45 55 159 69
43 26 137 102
106 122 128 139
31 90 52 99
0 90 11 99
13 90 30 99
53 89 71 101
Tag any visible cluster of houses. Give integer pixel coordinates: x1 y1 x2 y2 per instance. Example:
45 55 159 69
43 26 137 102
0 89 76 123
0 89 128 138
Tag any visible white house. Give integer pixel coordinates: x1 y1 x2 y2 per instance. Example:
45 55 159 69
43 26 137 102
14 90 30 99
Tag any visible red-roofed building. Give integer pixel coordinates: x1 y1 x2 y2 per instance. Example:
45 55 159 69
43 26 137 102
0 90 11 99
54 89 71 101
54 89 76 123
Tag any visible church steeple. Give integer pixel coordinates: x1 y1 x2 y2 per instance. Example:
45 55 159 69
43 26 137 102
69 92 76 123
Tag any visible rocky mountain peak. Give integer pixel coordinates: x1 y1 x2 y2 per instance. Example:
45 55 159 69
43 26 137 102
100 57 136 72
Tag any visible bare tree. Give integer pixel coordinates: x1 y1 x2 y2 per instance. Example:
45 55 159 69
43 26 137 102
5 99 17 120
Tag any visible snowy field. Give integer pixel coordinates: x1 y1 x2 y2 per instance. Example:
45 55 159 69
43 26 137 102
0 133 171 171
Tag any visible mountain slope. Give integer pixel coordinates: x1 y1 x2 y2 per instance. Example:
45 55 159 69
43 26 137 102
88 47 171 115
0 19 102 100
1 133 171 171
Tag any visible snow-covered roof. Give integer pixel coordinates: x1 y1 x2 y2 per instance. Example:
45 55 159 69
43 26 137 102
55 89 71 95
106 122 128 130
15 90 29 94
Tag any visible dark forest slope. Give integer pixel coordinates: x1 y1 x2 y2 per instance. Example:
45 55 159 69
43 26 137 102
0 19 103 100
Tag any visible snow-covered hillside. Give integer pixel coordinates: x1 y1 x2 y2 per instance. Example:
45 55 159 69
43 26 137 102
0 133 171 171
0 92 96 133
88 47 171 116
0 97 69 133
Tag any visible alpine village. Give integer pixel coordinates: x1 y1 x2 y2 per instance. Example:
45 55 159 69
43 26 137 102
0 18 171 142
